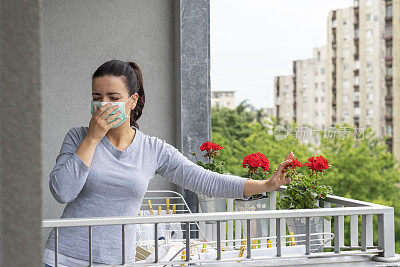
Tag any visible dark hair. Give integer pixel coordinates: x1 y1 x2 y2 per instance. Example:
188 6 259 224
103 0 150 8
92 59 145 129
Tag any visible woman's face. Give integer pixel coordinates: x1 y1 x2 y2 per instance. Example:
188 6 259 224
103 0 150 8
92 75 138 117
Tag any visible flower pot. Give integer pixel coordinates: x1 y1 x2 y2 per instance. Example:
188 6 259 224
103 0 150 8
197 194 226 224
286 216 324 252
235 195 269 238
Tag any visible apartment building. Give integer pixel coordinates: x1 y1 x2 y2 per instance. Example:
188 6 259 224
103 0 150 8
293 47 328 130
274 75 294 126
385 0 400 159
328 1 387 132
211 90 235 109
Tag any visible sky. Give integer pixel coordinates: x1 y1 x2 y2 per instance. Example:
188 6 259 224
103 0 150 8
210 0 354 109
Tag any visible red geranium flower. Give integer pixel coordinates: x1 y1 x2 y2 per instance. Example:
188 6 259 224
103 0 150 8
282 158 302 173
200 141 223 152
242 152 270 172
304 156 330 172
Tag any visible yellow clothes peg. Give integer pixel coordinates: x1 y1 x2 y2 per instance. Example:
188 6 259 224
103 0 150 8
289 232 296 246
181 250 186 266
148 200 153 215
201 243 207 253
158 206 162 215
251 240 258 249
267 239 272 248
166 198 170 214
173 204 176 214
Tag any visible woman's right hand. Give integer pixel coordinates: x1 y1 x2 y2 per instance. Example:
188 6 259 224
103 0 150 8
86 103 122 142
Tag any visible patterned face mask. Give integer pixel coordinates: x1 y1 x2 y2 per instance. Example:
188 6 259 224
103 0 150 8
90 94 134 129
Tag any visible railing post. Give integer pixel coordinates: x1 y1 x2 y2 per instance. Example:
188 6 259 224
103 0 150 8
334 216 340 253
122 224 126 265
216 221 221 260
54 227 58 267
276 218 281 257
154 223 158 263
323 201 332 246
89 226 93 266
306 217 310 255
186 222 190 262
376 212 395 258
246 220 251 259
269 191 277 248
227 199 234 248
361 215 367 251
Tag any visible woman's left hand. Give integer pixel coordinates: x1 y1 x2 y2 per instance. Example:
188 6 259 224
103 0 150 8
265 151 294 192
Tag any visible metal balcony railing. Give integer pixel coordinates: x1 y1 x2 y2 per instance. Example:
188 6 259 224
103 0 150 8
42 187 399 266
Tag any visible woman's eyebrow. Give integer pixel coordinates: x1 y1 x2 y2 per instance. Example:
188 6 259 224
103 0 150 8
92 92 122 96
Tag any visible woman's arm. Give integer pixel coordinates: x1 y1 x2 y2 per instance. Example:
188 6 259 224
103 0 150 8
49 127 92 204
155 137 293 199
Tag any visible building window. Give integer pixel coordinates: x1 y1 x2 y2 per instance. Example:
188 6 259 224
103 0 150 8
366 29 373 38
302 85 307 91
366 109 373 117
315 111 319 117
285 85 289 91
343 109 349 117
366 77 373 85
342 50 349 58
343 19 348 26
367 93 373 102
315 97 318 103
321 68 325 74
387 125 393 136
302 99 307 104
303 112 308 119
321 97 325 103
355 60 360 69
317 52 321 61
366 62 373 72
354 91 360 100
343 80 350 88
387 5 393 17
366 45 373 54
302 71 307 77
343 34 350 41
343 94 349 103
366 13 372 21
321 110 325 117
315 83 318 89
343 64 348 71
321 82 325 91
366 0 372 6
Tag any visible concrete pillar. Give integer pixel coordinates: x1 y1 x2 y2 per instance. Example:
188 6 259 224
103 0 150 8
0 0 42 266
179 0 211 219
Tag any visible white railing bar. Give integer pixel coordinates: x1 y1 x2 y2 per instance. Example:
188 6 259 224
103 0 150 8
350 215 358 247
337 204 345 246
42 206 393 228
323 201 332 246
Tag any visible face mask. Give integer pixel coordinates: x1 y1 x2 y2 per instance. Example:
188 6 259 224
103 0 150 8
90 94 135 129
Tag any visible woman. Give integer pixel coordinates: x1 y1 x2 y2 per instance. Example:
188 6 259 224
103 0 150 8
43 59 294 266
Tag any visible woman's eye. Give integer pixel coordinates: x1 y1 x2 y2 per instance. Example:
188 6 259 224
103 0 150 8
111 98 119 100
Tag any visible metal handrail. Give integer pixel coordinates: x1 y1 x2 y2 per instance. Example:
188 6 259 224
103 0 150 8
42 187 398 266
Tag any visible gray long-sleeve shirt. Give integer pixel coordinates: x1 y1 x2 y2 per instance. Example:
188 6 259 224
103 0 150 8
45 126 249 264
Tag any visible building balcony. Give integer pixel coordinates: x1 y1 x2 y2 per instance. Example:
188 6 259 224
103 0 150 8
354 115 360 121
354 53 359 60
386 75 393 82
332 101 336 107
386 136 393 147
354 69 359 76
385 114 393 121
354 37 359 45
385 16 393 22
385 34 393 41
354 85 359 92
354 101 359 107
386 57 393 66
43 188 399 266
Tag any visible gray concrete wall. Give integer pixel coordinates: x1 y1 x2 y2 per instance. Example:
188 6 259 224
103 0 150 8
41 0 181 252
1 1 43 266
